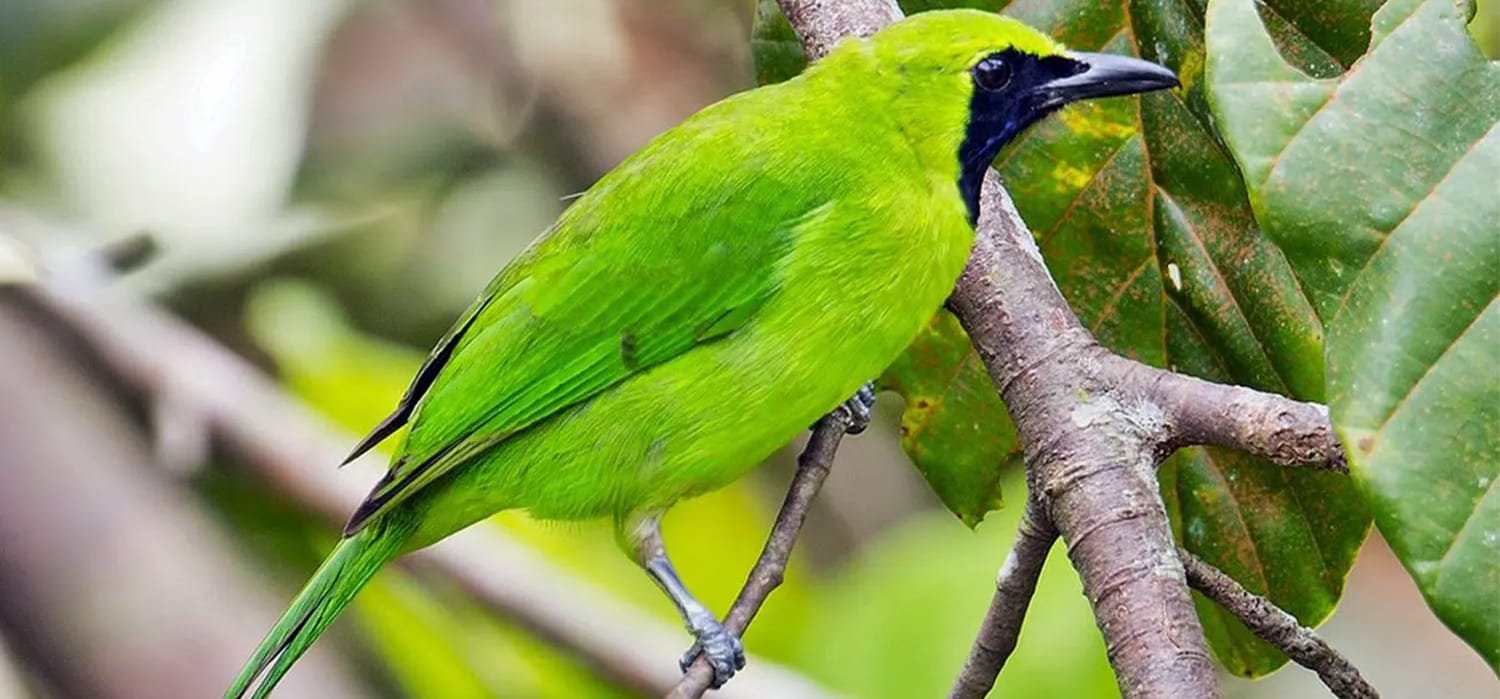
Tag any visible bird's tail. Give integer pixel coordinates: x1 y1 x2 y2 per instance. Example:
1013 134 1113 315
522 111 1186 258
225 521 408 699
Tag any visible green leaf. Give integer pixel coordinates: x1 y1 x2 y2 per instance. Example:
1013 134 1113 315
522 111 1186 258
752 0 1373 675
353 575 499 699
750 0 807 86
879 310 1014 526
1207 0 1500 669
1255 0 1384 76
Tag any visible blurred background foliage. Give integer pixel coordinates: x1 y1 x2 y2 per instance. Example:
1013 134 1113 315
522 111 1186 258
0 1 1495 698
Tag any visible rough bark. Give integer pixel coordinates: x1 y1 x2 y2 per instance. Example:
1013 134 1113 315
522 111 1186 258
948 497 1056 699
951 173 1221 699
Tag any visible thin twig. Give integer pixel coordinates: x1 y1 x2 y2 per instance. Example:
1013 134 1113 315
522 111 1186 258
22 282 838 699
668 415 852 699
0 616 35 699
948 498 1057 699
1179 548 1379 699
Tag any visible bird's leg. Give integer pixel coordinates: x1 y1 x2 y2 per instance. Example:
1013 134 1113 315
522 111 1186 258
829 381 877 434
617 510 745 688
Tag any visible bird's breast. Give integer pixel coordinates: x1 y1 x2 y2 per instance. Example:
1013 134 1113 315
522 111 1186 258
748 188 975 402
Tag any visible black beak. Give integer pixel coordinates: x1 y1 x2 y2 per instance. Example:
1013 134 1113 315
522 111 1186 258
1039 52 1179 108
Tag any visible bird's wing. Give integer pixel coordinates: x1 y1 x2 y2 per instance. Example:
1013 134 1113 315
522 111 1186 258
338 274 497 467
343 119 830 532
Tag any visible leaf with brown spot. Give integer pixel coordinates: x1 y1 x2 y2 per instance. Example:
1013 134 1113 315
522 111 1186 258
879 311 1014 527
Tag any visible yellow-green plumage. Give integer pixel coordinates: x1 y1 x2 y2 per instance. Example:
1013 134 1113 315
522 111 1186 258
228 10 1177 698
362 13 1036 540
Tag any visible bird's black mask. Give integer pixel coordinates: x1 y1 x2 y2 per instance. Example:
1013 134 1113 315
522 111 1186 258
958 49 1179 224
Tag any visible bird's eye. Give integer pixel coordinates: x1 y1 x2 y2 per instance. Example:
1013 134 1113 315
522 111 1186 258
973 57 1012 92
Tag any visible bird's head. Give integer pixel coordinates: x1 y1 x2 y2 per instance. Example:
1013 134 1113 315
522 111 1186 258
847 10 1179 222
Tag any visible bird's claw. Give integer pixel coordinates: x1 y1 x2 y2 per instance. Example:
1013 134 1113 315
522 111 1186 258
679 618 746 689
833 382 877 435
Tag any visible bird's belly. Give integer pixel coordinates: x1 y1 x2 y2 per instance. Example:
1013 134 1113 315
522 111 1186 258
402 302 933 548
408 310 911 536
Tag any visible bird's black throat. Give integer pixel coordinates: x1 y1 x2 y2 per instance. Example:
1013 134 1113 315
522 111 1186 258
956 48 1088 225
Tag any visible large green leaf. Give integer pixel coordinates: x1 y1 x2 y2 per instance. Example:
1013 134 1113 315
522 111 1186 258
1207 0 1500 669
751 0 1371 676
880 310 1014 527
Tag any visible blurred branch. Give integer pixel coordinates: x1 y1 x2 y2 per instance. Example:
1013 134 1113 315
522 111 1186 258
18 280 838 699
1179 548 1379 699
947 497 1056 699
0 630 35 699
0 295 368 699
773 3 1357 699
670 412 853 699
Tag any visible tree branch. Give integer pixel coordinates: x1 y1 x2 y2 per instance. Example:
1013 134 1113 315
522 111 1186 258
1179 548 1378 699
19 282 838 699
1146 371 1346 472
775 4 1355 697
948 497 1057 699
946 112 1222 699
0 631 31 699
668 416 851 699
778 0 902 59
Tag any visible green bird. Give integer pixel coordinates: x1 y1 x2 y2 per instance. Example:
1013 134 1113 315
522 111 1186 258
227 9 1176 697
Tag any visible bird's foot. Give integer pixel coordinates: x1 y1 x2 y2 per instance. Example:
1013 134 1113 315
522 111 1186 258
831 382 877 435
679 616 746 689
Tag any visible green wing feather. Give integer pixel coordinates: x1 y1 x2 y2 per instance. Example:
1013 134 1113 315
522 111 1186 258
343 93 824 532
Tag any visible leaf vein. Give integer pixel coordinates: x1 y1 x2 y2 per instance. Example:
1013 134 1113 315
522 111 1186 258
1158 188 1290 393
1258 87 1339 194
1332 123 1499 321
1367 295 1497 441
1430 474 1499 592
1197 451 1274 594
1090 255 1154 334
1039 134 1139 247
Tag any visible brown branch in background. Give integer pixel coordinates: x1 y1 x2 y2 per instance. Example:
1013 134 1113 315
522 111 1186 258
0 627 36 699
0 297 369 699
21 282 838 699
669 416 852 699
947 498 1057 699
1179 548 1379 699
